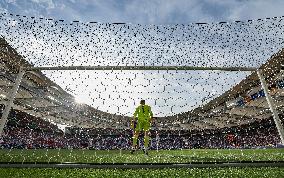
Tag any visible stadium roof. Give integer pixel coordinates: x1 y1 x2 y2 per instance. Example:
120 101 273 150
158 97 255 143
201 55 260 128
168 49 284 130
1 37 284 131
0 38 130 129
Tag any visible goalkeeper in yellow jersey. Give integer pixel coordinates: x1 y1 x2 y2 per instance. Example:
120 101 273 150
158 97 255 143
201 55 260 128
131 99 153 155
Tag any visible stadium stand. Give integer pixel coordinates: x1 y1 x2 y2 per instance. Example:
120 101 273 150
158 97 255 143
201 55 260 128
1 105 282 149
1 37 284 150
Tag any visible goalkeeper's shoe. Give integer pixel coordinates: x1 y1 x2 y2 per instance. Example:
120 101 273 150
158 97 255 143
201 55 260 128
130 148 136 154
143 148 149 156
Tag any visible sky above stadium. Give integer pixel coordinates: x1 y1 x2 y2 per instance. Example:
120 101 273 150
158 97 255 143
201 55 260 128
1 0 284 24
1 1 284 117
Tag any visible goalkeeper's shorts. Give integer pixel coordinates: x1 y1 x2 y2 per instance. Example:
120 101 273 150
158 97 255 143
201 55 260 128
135 120 150 132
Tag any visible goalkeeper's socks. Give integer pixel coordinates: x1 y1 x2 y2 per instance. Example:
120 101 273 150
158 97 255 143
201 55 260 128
143 147 149 156
144 136 150 147
132 137 138 147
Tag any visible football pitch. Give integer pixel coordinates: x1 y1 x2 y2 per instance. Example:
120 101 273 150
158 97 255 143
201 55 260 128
0 148 284 163
0 148 283 177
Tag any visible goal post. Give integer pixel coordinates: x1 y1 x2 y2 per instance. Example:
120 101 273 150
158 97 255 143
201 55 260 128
0 67 25 136
0 63 284 169
1 65 284 146
257 69 284 144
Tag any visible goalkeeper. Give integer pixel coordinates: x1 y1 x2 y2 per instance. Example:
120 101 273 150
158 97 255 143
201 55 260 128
131 99 153 155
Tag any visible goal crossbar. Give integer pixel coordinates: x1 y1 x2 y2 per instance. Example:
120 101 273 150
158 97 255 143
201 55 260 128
25 66 257 71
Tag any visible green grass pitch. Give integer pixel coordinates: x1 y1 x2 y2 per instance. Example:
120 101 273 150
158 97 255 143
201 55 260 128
0 148 283 163
0 148 283 177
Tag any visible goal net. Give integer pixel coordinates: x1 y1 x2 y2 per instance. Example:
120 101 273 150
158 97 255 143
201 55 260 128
0 13 284 167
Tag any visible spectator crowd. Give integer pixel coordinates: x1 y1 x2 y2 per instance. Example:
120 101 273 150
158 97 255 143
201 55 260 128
0 105 283 150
